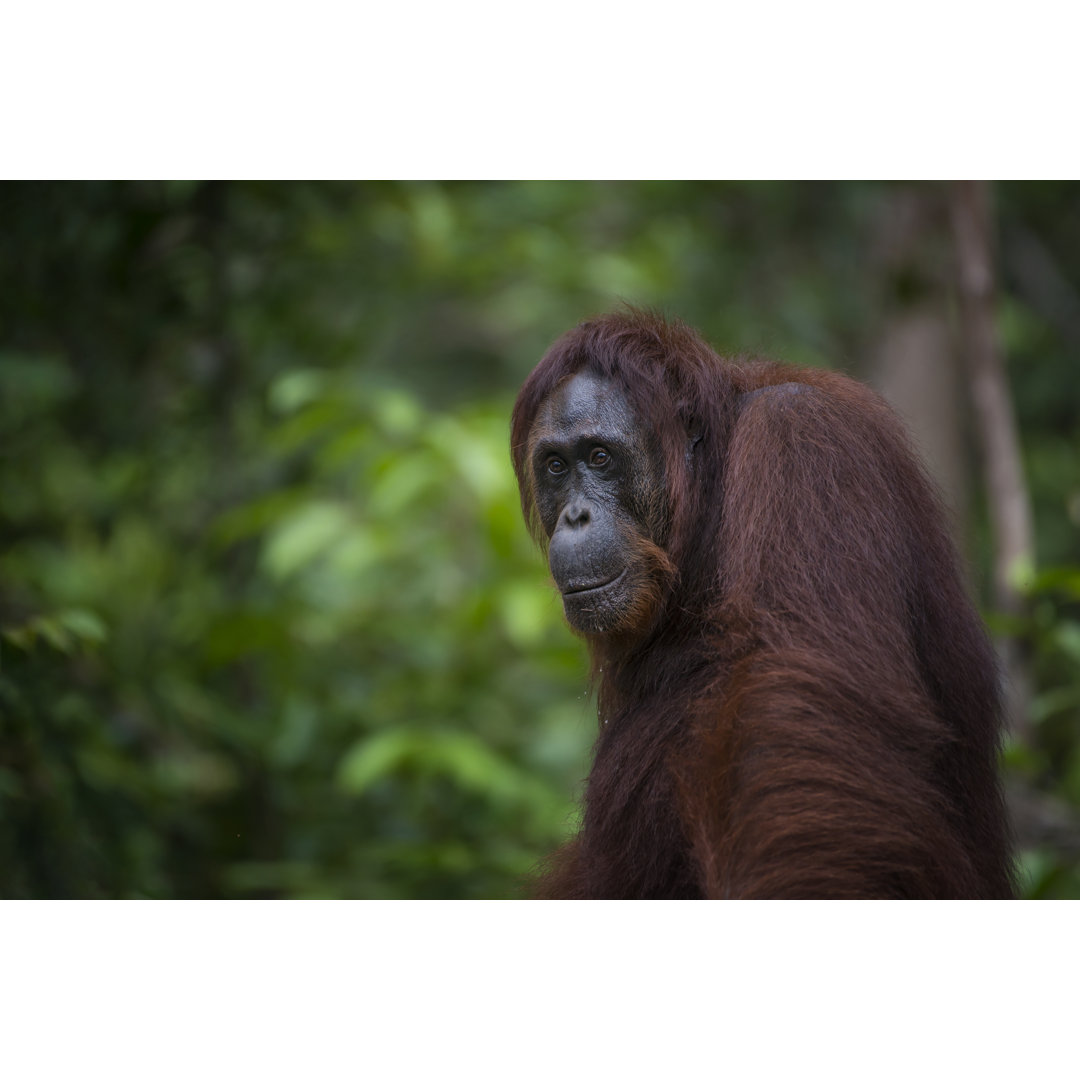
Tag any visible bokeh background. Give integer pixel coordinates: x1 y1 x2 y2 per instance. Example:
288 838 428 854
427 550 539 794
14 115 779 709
1 180 1078 899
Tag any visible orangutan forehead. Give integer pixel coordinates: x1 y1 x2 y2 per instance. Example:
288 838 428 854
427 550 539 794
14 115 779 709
532 371 639 446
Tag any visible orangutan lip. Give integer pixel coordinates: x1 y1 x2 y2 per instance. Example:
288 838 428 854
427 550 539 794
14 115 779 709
562 569 626 596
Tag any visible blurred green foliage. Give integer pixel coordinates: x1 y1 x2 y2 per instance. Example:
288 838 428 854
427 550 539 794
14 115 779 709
1 181 1078 897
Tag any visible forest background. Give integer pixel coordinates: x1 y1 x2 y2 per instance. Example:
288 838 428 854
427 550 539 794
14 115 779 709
1 180 1078 899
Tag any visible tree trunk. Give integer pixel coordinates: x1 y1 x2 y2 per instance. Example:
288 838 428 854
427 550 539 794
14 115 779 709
949 180 1035 738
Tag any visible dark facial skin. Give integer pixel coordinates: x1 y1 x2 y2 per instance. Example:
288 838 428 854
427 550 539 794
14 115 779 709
528 372 666 635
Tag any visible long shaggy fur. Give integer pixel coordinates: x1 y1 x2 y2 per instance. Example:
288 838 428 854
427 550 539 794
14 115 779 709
512 309 1015 900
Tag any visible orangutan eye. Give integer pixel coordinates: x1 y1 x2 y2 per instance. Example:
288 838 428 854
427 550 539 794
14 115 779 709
589 447 610 468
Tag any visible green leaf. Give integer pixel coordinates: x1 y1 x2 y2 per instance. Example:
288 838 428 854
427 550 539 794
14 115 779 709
499 579 558 649
57 609 108 645
337 729 566 821
268 369 330 414
262 501 352 579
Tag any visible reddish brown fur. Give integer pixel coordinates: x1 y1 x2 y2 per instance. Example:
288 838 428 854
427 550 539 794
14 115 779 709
511 310 1015 899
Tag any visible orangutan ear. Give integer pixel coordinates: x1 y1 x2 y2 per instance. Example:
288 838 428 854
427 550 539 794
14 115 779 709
685 415 704 466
